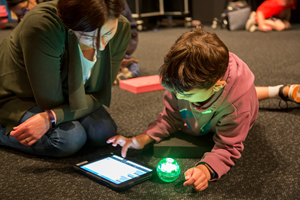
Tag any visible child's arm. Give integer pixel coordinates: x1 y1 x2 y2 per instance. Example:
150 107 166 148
108 91 184 157
141 91 185 142
199 110 255 180
107 134 154 158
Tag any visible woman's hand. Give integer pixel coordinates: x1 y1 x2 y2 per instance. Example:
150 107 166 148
107 134 154 158
183 165 211 192
10 112 51 146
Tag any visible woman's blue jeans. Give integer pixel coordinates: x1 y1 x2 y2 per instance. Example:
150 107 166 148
0 106 117 157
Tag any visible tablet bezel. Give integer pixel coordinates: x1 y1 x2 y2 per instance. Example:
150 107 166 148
73 153 153 191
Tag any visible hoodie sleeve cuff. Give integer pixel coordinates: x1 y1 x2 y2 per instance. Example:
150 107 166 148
196 162 217 180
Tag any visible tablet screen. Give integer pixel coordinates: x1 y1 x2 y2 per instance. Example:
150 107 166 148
80 155 153 184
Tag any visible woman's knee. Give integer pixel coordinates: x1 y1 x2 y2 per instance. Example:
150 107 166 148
79 107 117 146
47 121 87 157
86 118 117 146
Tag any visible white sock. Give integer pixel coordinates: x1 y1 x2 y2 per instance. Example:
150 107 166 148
268 85 283 99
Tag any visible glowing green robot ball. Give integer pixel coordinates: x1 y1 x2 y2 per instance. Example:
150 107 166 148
156 158 181 182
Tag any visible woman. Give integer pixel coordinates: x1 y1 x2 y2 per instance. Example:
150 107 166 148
0 0 131 157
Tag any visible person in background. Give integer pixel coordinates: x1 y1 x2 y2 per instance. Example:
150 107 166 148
0 0 130 157
115 0 140 83
5 0 51 21
246 0 297 32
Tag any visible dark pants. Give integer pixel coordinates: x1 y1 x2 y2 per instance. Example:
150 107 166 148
0 105 117 157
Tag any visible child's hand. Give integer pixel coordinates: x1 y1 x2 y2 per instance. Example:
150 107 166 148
107 134 152 158
183 165 211 192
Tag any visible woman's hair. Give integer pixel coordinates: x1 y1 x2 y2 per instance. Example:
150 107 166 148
159 26 229 93
57 0 124 49
5 0 27 9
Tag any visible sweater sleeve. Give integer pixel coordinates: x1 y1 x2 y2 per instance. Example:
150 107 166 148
142 90 185 142
20 12 67 113
196 110 253 180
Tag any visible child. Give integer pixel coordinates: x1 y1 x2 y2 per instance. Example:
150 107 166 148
246 0 297 32
107 26 259 192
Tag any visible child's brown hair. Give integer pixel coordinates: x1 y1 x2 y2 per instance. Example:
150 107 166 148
160 26 229 93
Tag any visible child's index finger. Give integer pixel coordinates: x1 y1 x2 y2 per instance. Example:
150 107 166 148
183 178 194 187
121 141 132 158
106 136 117 143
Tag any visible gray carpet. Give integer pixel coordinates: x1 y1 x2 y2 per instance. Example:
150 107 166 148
1 24 300 199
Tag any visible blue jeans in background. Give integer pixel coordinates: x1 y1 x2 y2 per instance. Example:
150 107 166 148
0 106 117 157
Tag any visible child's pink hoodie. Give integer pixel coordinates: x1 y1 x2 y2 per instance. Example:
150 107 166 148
142 53 259 180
